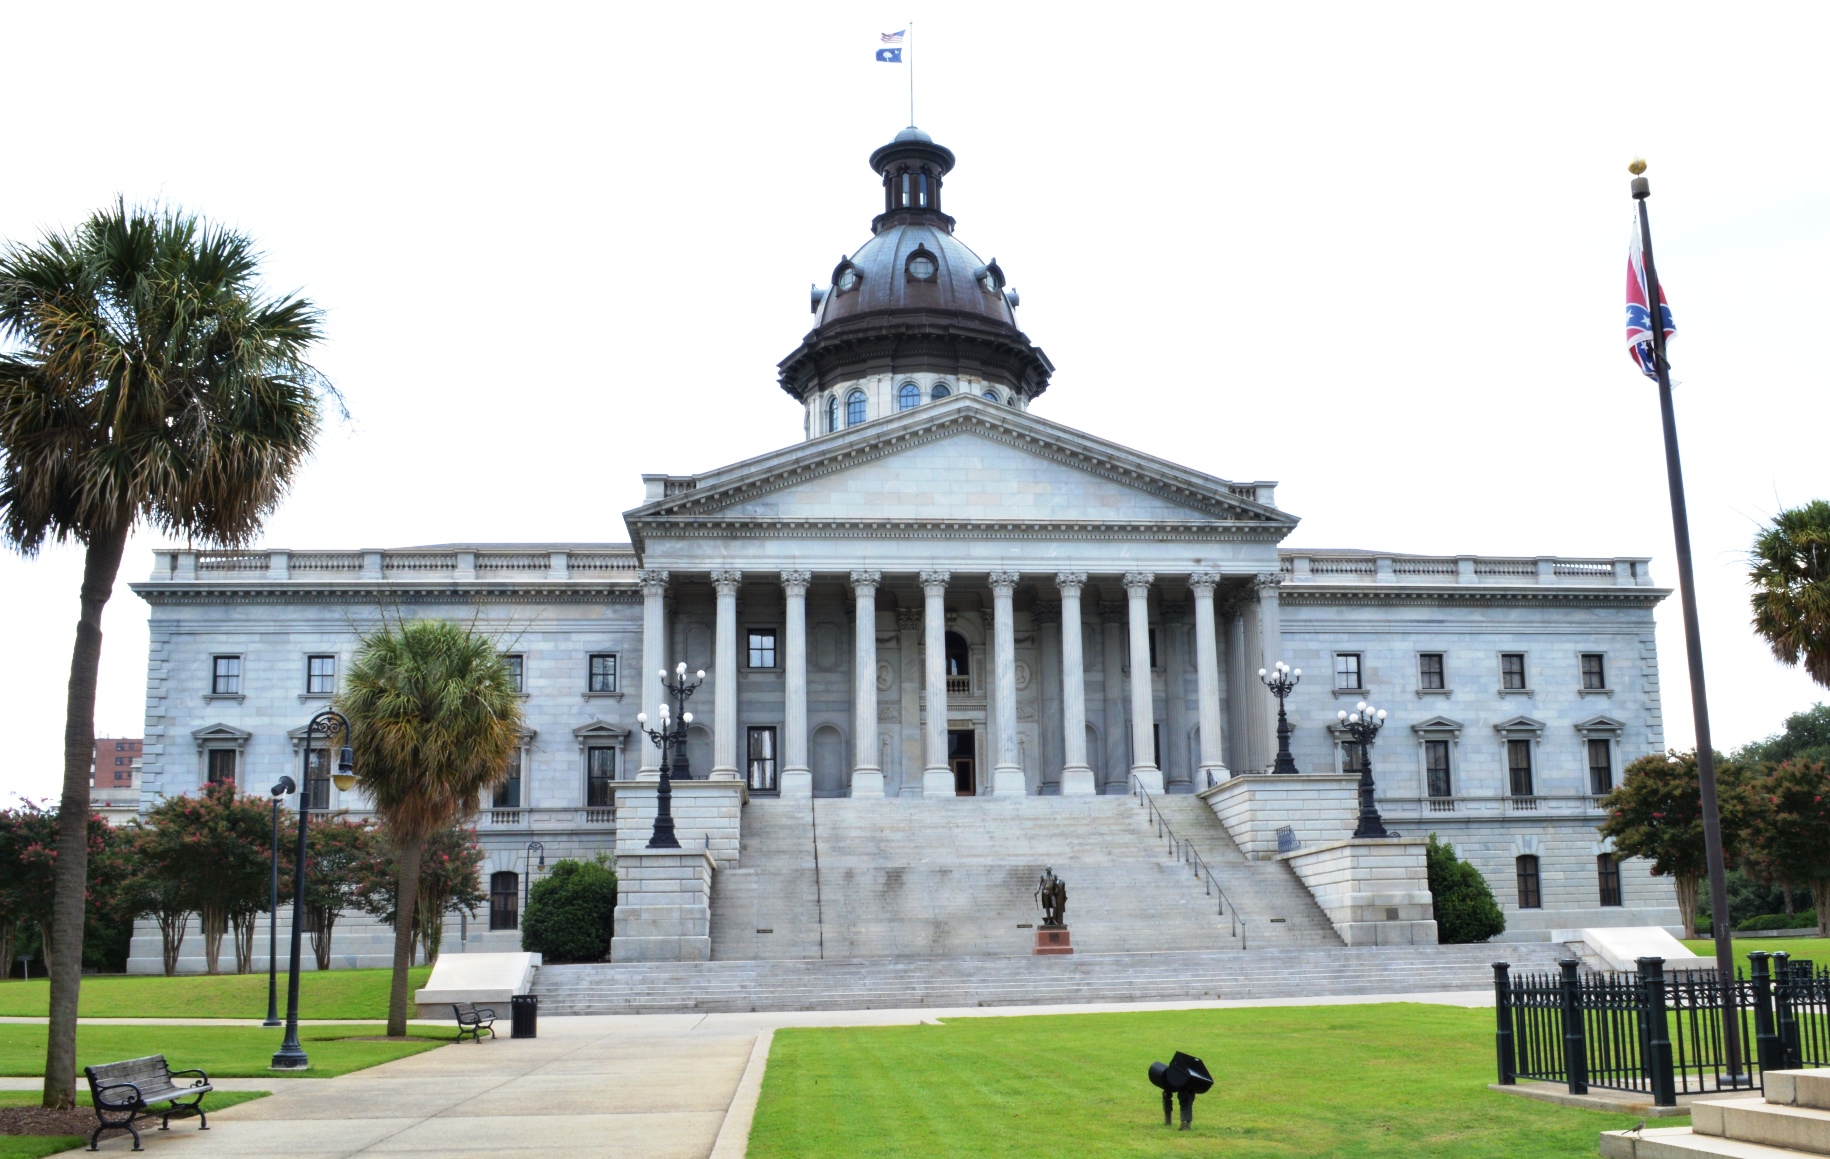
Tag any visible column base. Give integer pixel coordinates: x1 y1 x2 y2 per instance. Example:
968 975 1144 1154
709 765 740 781
991 767 1026 797
922 768 955 797
779 767 811 798
1130 765 1165 793
850 769 884 797
1198 763 1230 790
1059 766 1097 795
635 769 662 783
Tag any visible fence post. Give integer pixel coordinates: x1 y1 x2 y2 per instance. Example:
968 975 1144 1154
1750 951 1781 1077
1639 956 1677 1107
1775 953 1802 1070
1558 958 1589 1094
1493 962 1516 1085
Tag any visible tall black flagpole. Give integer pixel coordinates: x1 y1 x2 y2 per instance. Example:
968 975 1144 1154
1631 159 1744 1085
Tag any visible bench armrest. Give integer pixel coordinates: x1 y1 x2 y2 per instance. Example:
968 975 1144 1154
168 1068 210 1086
93 1081 143 1109
475 1008 496 1020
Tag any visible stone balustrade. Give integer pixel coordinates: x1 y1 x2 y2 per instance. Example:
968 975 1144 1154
1279 552 1656 587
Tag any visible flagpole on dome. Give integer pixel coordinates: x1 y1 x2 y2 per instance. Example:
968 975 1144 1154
908 19 915 126
1629 158 1747 1088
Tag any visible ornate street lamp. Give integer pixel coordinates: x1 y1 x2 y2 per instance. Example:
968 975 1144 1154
635 662 704 850
263 776 296 1028
1259 661 1302 775
1337 701 1391 839
272 708 354 1071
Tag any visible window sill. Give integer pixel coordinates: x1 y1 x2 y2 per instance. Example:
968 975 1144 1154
1497 688 1535 697
298 693 332 702
1415 688 1453 697
1578 688 1614 697
581 691 624 700
203 693 245 703
1331 687 1370 698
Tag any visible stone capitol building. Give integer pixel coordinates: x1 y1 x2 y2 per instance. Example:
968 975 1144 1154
127 127 1678 975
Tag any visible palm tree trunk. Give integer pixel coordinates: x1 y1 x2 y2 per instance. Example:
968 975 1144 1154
386 839 424 1038
43 521 128 1110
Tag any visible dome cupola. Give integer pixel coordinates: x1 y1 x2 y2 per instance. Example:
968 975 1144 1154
780 127 1054 439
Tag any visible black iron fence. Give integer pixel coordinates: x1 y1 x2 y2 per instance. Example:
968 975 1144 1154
1494 951 1830 1105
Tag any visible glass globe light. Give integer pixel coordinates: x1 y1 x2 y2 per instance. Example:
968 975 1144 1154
696 669 706 680
682 712 694 724
637 712 647 724
676 661 687 676
1377 709 1387 721
1293 668 1302 677
1258 668 1267 677
1356 701 1367 713
1337 710 1348 721
658 668 668 679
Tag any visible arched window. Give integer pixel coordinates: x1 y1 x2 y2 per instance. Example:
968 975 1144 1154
930 382 951 401
846 389 867 427
489 871 519 930
1515 855 1542 909
898 382 921 411
944 631 970 677
982 389 1000 403
826 395 838 433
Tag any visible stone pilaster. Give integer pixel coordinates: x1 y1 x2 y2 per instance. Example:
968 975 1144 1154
709 570 742 780
1124 571 1163 792
850 570 883 797
1188 571 1230 785
920 570 952 796
1055 572 1095 795
988 570 1024 796
779 570 813 798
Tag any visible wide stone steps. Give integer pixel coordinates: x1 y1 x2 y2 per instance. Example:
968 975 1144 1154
1603 1071 1830 1158
535 943 1567 1014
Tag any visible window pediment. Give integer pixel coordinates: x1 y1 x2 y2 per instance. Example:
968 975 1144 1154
1493 714 1546 737
192 723 252 752
1574 715 1626 737
1410 715 1465 738
574 718 630 750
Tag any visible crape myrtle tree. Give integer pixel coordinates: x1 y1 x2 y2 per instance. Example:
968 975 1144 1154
353 823 485 965
0 203 328 1108
296 819 377 971
339 619 522 1037
1742 759 1830 937
1751 501 1830 688
139 781 274 975
0 804 133 977
1601 750 1749 938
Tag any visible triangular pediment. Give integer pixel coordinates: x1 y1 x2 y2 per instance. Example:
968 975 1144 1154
625 397 1295 546
192 723 251 749
1410 715 1465 736
1574 715 1626 735
1494 714 1547 735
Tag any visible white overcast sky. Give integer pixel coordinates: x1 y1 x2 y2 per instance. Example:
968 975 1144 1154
2 2 1826 802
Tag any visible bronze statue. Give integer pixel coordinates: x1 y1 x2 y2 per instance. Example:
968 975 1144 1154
1036 866 1067 928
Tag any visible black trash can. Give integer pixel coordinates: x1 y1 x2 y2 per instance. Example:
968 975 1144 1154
510 993 538 1039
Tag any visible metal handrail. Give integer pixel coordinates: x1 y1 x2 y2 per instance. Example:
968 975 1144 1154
1129 774 1248 950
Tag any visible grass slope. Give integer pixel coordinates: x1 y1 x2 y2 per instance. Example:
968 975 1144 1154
0 1023 456 1079
749 1004 1659 1159
1681 936 1830 964
0 1090 267 1159
0 967 432 1020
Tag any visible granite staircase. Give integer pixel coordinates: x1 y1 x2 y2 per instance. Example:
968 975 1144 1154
1603 1069 1830 1158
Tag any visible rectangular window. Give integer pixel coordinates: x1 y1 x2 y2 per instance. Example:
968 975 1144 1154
748 726 778 792
489 871 519 931
748 629 778 669
1598 854 1623 907
307 654 336 695
1425 740 1452 798
1342 740 1367 775
1419 653 1445 690
207 748 238 786
1581 653 1607 690
1516 855 1542 909
503 653 525 694
586 746 617 806
1501 653 1527 690
115 742 125 751
1508 738 1534 797
493 750 522 809
1148 628 1160 670
1588 738 1613 795
305 748 330 810
1334 653 1363 691
588 653 617 693
211 655 242 695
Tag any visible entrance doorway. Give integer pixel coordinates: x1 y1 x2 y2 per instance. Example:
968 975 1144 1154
948 729 976 796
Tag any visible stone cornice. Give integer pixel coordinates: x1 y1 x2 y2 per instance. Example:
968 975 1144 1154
131 582 642 607
633 517 1288 543
1277 585 1669 609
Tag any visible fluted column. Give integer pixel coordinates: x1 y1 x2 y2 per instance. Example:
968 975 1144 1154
988 570 1024 796
779 570 812 798
1124 571 1163 792
1054 572 1096 795
1188 571 1229 786
850 570 883 797
1240 595 1266 771
920 570 952 796
1253 572 1284 773
1033 600 1063 793
638 569 669 778
709 570 743 780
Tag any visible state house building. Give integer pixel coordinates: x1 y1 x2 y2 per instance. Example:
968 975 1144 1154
128 127 1677 968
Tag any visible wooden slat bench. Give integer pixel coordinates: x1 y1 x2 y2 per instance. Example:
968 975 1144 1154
83 1054 211 1152
452 1001 497 1043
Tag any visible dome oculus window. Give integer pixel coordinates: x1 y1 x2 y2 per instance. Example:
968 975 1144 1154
832 259 861 294
973 259 1005 295
897 382 920 411
846 389 867 427
905 246 938 282
930 382 951 401
982 390 1000 402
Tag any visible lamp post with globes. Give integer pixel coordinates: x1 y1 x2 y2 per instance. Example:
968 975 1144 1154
635 662 705 850
263 776 296 1028
1259 661 1302 775
1337 701 1392 839
272 708 356 1071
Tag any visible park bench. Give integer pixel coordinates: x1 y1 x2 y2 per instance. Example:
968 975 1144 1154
452 1001 497 1043
83 1054 211 1152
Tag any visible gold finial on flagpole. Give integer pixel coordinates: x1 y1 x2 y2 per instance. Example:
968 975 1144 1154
1628 158 1647 175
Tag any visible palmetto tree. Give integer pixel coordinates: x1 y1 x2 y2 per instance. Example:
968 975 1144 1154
0 203 325 1108
339 619 523 1037
1752 500 1830 688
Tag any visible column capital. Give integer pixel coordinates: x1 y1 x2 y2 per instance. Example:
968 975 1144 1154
1187 569 1222 596
1122 570 1156 595
780 569 813 594
987 569 1021 594
849 569 882 593
1031 600 1061 626
919 569 951 594
709 569 744 595
896 607 923 630
1054 570 1088 595
638 568 670 595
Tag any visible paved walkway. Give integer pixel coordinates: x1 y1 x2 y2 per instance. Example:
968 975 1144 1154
32 990 1493 1158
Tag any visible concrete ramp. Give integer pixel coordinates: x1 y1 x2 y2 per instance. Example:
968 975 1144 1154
1553 926 1708 972
415 950 542 1017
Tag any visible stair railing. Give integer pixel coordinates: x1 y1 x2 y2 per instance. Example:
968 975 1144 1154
1129 775 1248 950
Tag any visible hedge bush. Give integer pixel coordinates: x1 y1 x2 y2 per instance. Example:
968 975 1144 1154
1427 835 1506 944
521 857 618 963
1740 911 1818 932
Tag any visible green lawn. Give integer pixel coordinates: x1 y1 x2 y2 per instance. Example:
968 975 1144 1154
1682 936 1830 964
749 1004 1661 1159
0 1090 268 1159
0 1023 456 1079
0 966 432 1020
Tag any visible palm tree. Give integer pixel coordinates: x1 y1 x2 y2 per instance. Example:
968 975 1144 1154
1751 500 1830 688
339 619 523 1037
0 202 325 1108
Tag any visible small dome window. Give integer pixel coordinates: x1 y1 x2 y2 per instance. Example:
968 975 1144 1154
846 389 867 427
905 246 938 282
973 259 1005 295
897 382 920 411
930 382 951 401
825 395 839 433
982 390 1000 402
832 258 861 294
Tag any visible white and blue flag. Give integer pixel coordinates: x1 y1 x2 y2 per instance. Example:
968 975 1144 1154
876 46 902 62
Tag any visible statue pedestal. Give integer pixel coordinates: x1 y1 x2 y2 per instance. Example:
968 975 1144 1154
1034 926 1073 955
